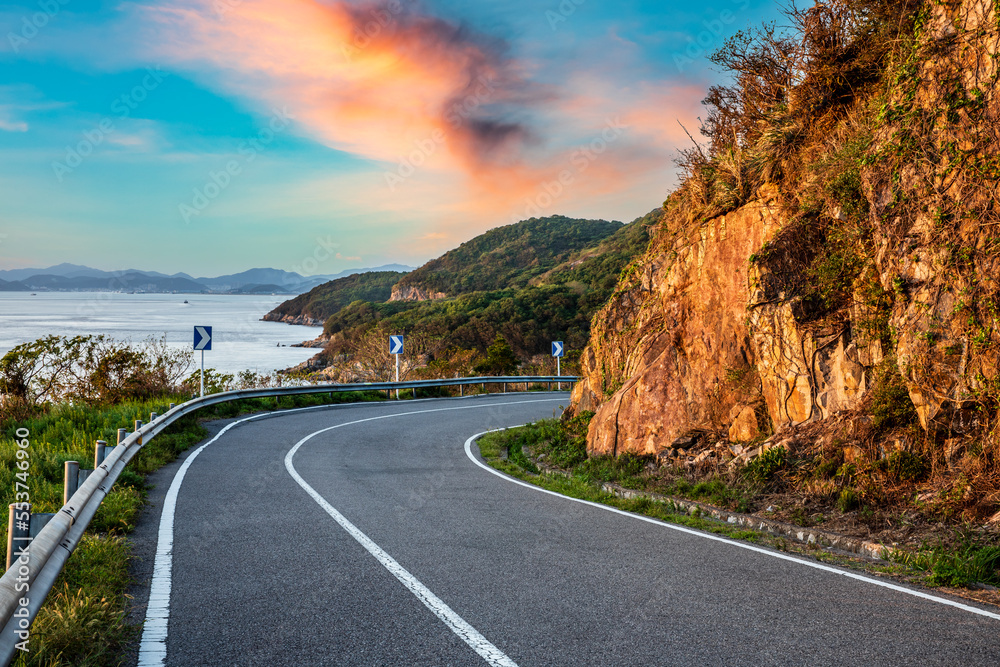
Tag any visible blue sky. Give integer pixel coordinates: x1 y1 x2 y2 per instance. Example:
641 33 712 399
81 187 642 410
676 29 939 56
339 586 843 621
0 0 781 276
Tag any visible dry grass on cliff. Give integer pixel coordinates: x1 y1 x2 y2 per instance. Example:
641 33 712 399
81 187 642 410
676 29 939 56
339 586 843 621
670 0 1000 342
661 0 1000 526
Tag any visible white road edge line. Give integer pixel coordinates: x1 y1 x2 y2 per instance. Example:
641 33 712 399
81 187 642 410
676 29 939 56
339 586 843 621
139 396 562 666
465 427 1000 623
138 414 251 666
284 399 563 667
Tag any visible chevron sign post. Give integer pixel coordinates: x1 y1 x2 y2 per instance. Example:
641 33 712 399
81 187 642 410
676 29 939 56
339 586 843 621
552 341 564 390
389 335 404 355
194 326 212 397
390 335 404 399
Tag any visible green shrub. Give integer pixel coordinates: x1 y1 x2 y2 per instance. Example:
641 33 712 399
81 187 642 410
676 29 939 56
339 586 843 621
0 335 190 409
868 359 918 431
815 456 841 479
838 487 860 512
894 539 1000 588
745 446 788 485
473 335 519 376
884 450 927 482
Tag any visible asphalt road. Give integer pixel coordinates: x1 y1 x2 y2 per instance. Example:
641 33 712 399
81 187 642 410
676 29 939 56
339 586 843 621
125 394 1000 666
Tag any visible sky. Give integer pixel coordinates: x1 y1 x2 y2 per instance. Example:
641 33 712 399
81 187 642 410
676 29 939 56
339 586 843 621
0 0 781 277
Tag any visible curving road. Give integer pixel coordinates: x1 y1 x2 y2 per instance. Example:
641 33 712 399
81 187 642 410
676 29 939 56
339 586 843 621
125 394 1000 666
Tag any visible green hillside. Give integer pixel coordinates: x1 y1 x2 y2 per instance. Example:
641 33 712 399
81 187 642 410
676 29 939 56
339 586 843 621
324 285 593 357
393 215 624 297
531 211 654 310
314 211 657 375
263 271 405 324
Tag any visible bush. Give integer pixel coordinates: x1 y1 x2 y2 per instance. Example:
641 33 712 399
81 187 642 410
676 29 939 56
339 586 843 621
868 359 918 431
0 335 191 410
838 487 860 512
884 450 927 482
744 446 788 485
473 335 519 376
181 367 235 395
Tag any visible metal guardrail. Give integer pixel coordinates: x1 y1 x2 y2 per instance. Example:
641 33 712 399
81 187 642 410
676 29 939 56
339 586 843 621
0 375 576 660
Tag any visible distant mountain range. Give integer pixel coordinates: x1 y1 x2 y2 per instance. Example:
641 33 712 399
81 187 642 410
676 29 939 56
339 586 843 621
0 263 415 295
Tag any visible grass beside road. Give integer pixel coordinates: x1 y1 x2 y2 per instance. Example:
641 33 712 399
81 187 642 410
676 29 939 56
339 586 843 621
1 390 385 666
476 419 1000 599
476 422 766 544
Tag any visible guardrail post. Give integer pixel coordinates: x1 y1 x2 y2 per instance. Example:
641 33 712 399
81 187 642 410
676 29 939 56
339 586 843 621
64 461 80 505
28 514 54 539
118 428 128 447
169 402 176 411
95 441 108 468
503 382 506 393
150 412 158 422
6 504 29 571
135 420 143 446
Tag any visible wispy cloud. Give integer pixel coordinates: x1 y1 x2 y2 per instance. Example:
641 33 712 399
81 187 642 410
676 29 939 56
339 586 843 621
0 117 28 132
0 84 68 133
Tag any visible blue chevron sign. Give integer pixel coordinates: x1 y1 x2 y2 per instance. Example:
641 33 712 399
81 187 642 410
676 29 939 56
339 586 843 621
194 326 212 351
389 335 404 355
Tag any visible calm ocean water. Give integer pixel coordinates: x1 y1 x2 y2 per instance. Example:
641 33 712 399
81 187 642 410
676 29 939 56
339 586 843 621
0 292 320 375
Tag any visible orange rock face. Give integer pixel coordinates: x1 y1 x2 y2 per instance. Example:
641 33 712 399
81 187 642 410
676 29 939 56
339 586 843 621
572 0 1000 461
575 197 782 456
572 195 887 456
728 407 760 443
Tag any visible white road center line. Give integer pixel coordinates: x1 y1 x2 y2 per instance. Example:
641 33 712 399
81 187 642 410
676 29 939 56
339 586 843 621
465 428 1000 623
283 400 562 667
139 397 561 666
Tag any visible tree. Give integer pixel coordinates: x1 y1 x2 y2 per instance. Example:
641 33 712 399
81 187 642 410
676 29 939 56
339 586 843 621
474 335 519 376
0 335 191 410
320 327 432 383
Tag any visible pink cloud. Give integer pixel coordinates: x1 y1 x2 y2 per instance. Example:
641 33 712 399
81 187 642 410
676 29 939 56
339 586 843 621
136 0 703 220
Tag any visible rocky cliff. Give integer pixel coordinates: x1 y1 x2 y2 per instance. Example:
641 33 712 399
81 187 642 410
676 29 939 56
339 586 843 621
574 195 780 454
263 271 404 326
387 283 447 302
571 0 1000 519
261 312 325 327
574 187 888 455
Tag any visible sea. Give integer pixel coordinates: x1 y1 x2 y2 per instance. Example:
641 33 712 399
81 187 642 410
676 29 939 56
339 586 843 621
0 292 320 375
